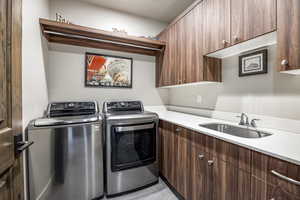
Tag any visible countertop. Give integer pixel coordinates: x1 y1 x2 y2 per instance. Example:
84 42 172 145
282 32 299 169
145 107 300 166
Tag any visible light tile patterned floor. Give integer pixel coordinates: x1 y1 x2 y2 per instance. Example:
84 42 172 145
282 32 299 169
104 179 178 200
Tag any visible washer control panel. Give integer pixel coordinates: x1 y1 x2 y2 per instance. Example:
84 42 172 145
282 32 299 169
103 101 143 113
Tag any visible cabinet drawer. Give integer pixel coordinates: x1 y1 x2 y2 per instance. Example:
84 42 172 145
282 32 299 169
0 129 14 174
252 151 300 197
251 176 300 200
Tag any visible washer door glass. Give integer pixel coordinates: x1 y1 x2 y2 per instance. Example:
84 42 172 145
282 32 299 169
111 123 156 172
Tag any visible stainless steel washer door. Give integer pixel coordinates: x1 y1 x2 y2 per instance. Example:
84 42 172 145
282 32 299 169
27 121 103 200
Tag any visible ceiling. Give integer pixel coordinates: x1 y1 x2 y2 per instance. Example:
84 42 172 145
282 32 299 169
75 0 196 22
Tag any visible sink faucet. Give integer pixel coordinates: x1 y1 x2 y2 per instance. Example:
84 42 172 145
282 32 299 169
237 113 249 126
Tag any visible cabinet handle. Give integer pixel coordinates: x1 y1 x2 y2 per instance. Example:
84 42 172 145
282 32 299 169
208 160 214 166
281 59 289 66
0 119 3 124
175 127 182 132
198 154 205 160
222 40 228 46
270 170 300 186
234 36 239 42
0 181 6 189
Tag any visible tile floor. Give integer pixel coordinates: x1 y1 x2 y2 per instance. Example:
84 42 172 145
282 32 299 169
104 179 178 200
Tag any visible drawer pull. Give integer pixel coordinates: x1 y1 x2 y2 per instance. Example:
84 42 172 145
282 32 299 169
271 170 300 186
208 160 214 166
198 154 205 160
0 181 6 189
281 59 289 66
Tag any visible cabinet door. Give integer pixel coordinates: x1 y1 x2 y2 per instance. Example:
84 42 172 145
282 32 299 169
211 158 251 200
231 0 276 45
174 20 186 85
277 0 300 71
202 0 231 54
175 126 191 199
159 121 174 183
184 5 205 84
157 31 169 87
190 132 208 200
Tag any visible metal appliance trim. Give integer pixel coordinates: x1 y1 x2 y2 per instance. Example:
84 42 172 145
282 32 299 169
115 123 154 132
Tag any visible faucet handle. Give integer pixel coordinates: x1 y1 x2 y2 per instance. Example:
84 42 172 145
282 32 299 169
250 118 260 127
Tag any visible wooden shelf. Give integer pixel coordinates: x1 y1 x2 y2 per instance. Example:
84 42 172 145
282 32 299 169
40 18 166 56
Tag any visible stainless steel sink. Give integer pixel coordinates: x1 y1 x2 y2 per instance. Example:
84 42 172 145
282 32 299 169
199 123 272 138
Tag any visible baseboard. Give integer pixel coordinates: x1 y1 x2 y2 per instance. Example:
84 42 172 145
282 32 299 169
159 174 185 200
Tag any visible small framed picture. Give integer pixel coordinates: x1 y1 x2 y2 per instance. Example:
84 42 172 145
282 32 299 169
239 49 268 77
85 53 133 88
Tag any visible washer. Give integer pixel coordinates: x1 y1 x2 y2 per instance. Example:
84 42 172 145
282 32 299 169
26 101 104 200
103 101 159 197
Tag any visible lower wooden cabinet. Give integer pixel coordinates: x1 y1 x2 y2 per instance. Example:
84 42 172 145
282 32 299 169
159 120 300 200
159 121 191 199
251 176 300 200
210 159 251 200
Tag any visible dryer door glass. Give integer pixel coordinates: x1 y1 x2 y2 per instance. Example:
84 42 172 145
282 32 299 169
111 123 156 172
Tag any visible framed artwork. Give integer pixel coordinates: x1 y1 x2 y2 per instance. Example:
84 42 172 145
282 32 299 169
85 53 133 88
239 49 268 77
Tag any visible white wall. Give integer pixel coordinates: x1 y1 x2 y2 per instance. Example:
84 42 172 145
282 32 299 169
50 0 167 37
22 0 50 126
46 0 168 107
47 44 168 107
169 45 300 120
22 1 50 199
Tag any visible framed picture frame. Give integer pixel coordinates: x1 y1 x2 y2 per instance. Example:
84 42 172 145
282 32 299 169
239 49 268 77
85 52 133 88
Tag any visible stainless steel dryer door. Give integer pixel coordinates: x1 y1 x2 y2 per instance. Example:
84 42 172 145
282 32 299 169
110 123 156 172
27 121 103 200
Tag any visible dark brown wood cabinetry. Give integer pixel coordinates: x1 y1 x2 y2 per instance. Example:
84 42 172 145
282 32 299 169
159 120 300 200
277 0 300 72
230 0 277 45
202 0 231 54
157 0 286 87
156 2 222 87
252 151 300 199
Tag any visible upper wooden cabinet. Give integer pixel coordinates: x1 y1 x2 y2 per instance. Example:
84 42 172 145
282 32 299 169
277 0 300 72
156 3 222 88
202 0 231 54
157 0 300 86
231 0 277 45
